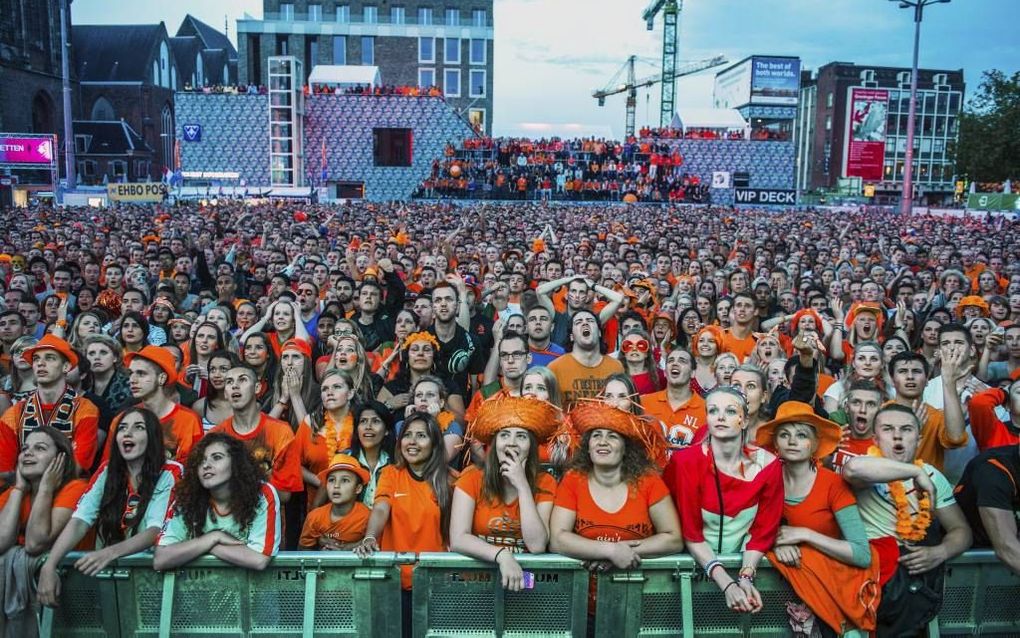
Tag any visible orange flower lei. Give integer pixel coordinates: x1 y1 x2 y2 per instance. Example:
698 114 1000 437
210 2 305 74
888 459 933 542
322 411 354 458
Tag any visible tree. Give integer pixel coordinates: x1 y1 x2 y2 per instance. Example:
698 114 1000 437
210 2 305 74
954 70 1020 183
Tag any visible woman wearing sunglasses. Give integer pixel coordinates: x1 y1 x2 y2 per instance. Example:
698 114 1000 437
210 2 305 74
615 328 663 395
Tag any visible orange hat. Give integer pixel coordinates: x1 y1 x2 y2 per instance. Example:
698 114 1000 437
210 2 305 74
316 453 371 486
755 401 842 459
956 295 990 318
467 395 561 445
23 335 78 368
363 266 379 280
403 331 440 351
281 337 312 358
559 401 668 467
789 308 823 335
845 302 885 333
124 346 177 385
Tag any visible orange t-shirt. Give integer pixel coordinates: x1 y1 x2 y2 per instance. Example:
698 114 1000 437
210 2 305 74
298 501 371 549
721 330 757 363
375 465 447 589
782 467 856 540
914 406 968 473
548 354 624 410
211 414 304 494
454 466 556 551
642 390 707 453
0 479 90 546
553 470 670 542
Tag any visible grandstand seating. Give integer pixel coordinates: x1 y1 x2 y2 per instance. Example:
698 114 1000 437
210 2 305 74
42 550 1020 637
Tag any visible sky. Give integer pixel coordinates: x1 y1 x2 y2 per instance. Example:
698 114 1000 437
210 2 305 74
73 0 1019 139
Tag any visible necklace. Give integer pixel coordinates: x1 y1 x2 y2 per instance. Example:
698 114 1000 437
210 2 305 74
887 459 932 542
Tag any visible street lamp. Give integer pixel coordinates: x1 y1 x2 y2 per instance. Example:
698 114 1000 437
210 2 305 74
888 0 950 215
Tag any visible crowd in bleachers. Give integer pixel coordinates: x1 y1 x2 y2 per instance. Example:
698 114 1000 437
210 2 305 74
416 137 712 202
0 200 1018 636
306 83 444 97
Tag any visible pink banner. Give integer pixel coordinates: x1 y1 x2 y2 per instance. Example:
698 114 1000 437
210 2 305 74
845 88 889 181
0 136 54 165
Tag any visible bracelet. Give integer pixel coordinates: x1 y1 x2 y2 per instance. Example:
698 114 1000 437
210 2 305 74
362 535 376 544
722 581 738 595
738 566 756 580
703 559 722 577
494 547 508 562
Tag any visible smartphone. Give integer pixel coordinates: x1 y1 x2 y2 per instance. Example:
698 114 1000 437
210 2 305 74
522 571 535 590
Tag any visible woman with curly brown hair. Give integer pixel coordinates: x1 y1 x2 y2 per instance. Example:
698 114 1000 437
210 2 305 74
154 432 281 571
38 408 182 606
549 402 682 571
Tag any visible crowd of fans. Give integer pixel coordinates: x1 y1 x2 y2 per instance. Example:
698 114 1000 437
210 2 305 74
0 199 1017 636
305 83 444 97
416 137 713 203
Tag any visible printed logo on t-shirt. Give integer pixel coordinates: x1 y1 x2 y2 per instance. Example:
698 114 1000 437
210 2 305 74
563 377 609 407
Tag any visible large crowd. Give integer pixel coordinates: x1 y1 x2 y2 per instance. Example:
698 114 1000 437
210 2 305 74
0 199 1016 636
417 137 713 202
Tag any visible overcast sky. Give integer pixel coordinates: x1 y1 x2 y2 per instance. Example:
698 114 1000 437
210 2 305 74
74 0 1018 138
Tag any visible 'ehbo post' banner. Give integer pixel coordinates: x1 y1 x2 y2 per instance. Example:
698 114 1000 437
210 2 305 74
845 88 889 181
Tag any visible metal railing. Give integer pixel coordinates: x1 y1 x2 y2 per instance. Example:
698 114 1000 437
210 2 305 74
40 550 1020 637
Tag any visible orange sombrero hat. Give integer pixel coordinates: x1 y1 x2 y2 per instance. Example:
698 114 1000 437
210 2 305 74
558 401 668 467
467 395 561 445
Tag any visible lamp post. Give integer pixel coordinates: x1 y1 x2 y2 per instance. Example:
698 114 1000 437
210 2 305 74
889 0 950 215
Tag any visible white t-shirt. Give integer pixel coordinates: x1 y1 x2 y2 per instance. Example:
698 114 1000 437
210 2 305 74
73 461 183 547
158 483 281 557
922 375 1006 484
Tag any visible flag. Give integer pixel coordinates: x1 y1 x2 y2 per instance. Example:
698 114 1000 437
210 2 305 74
320 139 328 182
162 166 171 185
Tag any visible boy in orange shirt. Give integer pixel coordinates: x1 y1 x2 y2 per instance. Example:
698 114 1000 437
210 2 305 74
299 454 371 550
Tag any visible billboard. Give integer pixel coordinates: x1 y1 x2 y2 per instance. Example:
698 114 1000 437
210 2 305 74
844 88 889 181
0 135 54 165
713 59 752 109
750 57 800 105
967 193 1020 211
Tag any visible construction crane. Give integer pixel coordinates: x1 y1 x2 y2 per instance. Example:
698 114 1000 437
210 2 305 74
643 0 681 127
593 54 726 138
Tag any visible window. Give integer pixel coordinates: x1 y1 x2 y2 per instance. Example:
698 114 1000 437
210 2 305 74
826 91 833 108
110 160 127 177
373 128 413 167
444 38 460 64
469 69 485 97
825 115 831 131
391 6 405 24
418 37 435 63
363 5 377 23
308 4 321 20
418 7 432 25
336 4 350 22
361 37 374 65
444 68 461 97
280 3 294 20
469 39 485 65
90 96 115 120
473 9 486 27
74 135 91 154
418 68 435 88
446 9 460 25
332 36 346 64
309 39 319 69
78 160 96 177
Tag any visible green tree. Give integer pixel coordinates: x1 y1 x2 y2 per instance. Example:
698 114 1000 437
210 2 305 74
954 70 1020 182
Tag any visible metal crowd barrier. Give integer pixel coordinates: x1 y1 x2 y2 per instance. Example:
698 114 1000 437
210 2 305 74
40 550 1020 638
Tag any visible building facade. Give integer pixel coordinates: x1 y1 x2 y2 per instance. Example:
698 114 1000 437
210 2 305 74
796 61 964 204
237 0 494 134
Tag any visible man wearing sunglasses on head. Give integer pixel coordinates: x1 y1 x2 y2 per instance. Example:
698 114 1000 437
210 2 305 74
643 348 706 456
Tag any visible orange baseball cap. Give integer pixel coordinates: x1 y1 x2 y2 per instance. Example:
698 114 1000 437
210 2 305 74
124 346 178 386
281 337 312 359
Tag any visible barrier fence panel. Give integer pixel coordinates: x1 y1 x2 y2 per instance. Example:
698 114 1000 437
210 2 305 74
39 550 1020 638
936 550 1020 637
412 553 588 638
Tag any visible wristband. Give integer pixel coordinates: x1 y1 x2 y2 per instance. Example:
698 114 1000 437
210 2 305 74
703 559 722 577
722 581 738 595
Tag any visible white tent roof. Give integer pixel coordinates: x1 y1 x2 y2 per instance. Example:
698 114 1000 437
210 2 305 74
670 108 747 131
308 65 381 87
